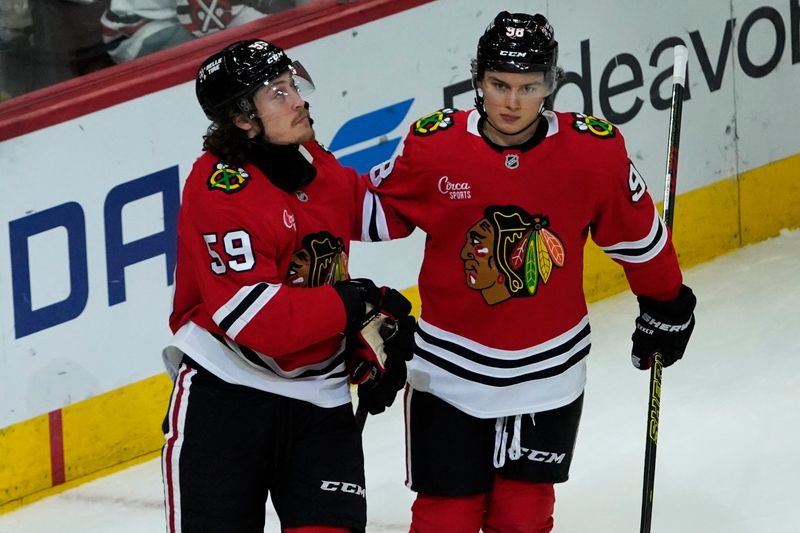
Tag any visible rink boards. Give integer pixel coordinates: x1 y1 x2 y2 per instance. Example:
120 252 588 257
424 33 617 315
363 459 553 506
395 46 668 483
1 0 799 510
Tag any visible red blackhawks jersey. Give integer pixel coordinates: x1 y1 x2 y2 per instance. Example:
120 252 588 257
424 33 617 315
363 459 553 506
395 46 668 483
360 108 683 418
165 141 366 408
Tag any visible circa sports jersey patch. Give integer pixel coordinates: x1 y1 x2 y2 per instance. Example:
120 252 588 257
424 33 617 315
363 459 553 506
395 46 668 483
461 205 565 305
413 108 456 136
286 231 348 288
437 175 471 200
571 112 616 138
207 163 250 194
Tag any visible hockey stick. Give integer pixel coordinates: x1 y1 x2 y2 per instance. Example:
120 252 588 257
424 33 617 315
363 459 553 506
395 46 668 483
355 402 368 430
640 44 689 533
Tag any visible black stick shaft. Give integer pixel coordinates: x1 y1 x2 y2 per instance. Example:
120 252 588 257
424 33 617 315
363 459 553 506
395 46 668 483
662 83 685 228
355 402 368 431
640 45 687 533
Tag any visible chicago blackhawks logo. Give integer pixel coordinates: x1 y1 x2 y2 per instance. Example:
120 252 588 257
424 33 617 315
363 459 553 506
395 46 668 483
413 108 456 136
207 163 249 193
571 112 616 138
460 206 565 305
286 231 349 288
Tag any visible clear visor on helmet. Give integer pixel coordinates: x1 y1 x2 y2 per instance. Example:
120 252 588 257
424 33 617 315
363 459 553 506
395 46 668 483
260 60 315 102
472 60 561 98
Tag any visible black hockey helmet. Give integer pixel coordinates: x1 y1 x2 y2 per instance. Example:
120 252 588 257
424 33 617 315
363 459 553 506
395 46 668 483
474 12 559 78
472 12 562 119
196 39 314 121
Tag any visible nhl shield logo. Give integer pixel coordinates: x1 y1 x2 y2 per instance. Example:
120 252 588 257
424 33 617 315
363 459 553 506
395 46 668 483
505 154 520 170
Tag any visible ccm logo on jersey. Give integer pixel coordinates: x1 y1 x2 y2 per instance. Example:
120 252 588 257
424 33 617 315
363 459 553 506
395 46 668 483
518 447 566 464
437 176 471 200
320 480 366 498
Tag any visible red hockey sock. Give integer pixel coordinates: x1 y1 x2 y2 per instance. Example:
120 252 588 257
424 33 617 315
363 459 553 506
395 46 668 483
483 475 555 533
284 527 349 533
410 492 486 533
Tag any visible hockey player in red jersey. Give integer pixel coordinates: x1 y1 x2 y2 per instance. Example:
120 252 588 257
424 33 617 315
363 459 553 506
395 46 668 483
161 39 414 533
359 12 697 532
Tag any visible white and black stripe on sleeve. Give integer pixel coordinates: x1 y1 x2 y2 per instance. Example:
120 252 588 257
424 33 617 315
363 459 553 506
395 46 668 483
599 209 667 264
361 191 391 242
211 282 281 339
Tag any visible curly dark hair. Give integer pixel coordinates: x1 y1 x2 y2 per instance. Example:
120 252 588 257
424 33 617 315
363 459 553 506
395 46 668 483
201 115 253 167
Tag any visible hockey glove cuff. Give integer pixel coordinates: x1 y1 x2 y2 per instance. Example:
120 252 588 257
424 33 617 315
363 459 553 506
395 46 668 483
357 314 416 415
348 289 414 384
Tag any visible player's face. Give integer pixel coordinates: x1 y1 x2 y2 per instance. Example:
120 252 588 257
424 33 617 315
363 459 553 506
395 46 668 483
478 70 548 143
251 71 314 145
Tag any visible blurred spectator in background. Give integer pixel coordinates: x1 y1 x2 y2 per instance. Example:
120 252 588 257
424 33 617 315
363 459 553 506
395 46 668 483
101 0 303 63
0 0 113 101
0 0 311 102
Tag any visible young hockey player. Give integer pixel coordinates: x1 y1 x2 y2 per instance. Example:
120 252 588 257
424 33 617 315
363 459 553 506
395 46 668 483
359 12 696 532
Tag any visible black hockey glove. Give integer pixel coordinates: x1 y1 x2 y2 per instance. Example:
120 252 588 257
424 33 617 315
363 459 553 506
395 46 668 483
357 315 416 415
631 284 697 370
348 287 413 384
333 278 381 335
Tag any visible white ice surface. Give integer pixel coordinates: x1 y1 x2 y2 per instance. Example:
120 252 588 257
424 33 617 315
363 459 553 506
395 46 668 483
1 230 798 533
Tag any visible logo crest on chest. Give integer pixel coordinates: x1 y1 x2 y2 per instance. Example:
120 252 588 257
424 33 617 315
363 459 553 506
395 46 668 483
461 205 566 305
505 154 520 170
286 231 348 288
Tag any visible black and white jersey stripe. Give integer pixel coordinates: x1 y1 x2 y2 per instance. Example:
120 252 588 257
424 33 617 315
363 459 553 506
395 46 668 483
414 321 590 387
212 282 281 339
361 191 390 242
407 317 591 417
600 209 667 264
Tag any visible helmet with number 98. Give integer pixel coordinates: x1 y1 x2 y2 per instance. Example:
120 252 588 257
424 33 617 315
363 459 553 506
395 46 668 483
196 39 314 122
472 12 561 100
